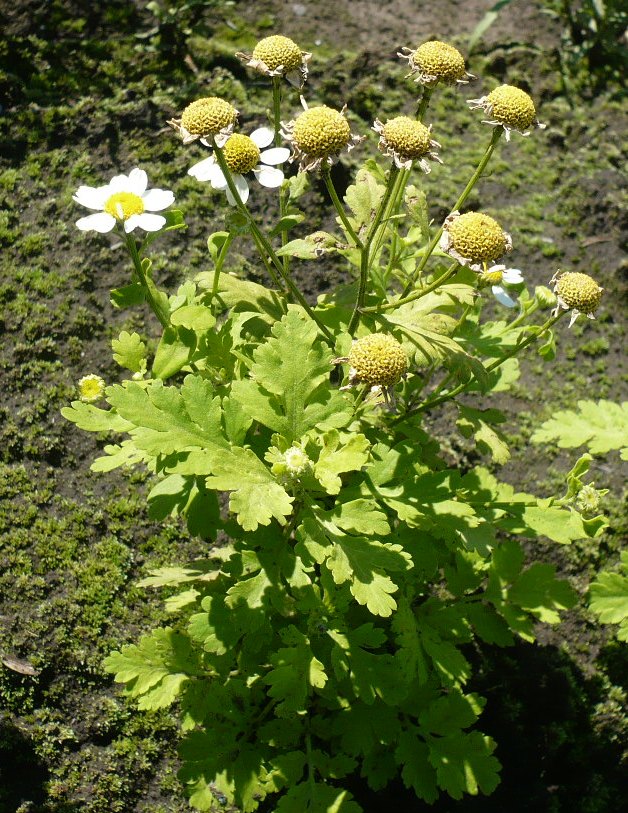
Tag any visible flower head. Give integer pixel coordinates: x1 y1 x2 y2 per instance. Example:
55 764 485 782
440 211 512 270
74 169 175 233
167 97 238 145
78 374 106 403
550 271 603 327
237 35 312 87
188 127 289 205
373 116 442 171
477 265 524 308
468 85 545 141
282 102 363 172
398 40 473 86
334 333 408 409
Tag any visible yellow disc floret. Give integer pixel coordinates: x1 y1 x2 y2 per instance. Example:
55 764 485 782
554 272 603 315
223 134 260 173
104 192 144 221
382 116 432 159
180 97 238 137
486 85 537 131
252 35 303 72
78 374 106 403
447 212 509 263
413 41 467 83
293 106 351 158
348 333 408 388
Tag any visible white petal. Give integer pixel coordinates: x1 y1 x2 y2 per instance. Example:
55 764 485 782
127 168 148 195
76 212 116 232
225 175 249 206
73 185 110 210
502 268 524 284
108 172 132 192
188 157 220 183
492 286 517 308
141 188 175 211
260 146 290 165
125 213 166 232
254 165 285 188
210 168 228 190
250 127 274 148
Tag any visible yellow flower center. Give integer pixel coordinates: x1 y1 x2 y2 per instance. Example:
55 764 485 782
382 116 432 159
413 40 466 82
480 269 504 286
448 212 509 263
253 35 303 71
293 106 351 158
348 333 408 387
104 192 144 221
180 97 237 136
486 85 536 130
555 272 603 314
222 134 260 173
78 374 106 403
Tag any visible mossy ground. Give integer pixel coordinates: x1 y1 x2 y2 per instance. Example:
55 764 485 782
1 1 626 811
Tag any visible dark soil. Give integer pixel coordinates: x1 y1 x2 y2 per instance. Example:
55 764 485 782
0 1 626 812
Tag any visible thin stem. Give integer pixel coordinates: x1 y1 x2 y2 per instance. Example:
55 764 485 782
212 139 334 345
348 165 400 335
416 86 434 120
210 231 234 302
272 76 291 277
401 126 504 297
306 729 317 805
362 262 458 313
123 230 170 329
322 167 363 248
406 312 562 417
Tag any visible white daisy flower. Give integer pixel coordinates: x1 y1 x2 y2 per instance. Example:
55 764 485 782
188 128 289 206
479 265 524 308
74 168 175 233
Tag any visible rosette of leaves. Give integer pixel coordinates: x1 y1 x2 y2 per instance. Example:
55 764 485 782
63 298 606 812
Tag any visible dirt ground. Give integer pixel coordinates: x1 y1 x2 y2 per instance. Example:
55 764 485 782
0 0 626 811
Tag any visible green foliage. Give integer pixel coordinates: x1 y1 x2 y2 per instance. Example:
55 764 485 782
590 551 628 642
531 399 628 458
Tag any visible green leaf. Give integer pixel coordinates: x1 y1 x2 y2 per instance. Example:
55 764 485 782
428 731 500 799
509 563 577 624
170 304 216 332
326 534 411 617
589 552 628 635
395 732 438 803
141 208 186 249
531 400 628 457
61 402 133 433
196 271 285 321
110 281 145 309
344 167 385 232
207 230 229 264
112 330 147 373
232 309 351 442
266 633 327 716
205 446 294 530
456 405 510 463
321 499 390 536
269 213 305 236
104 627 200 709
275 782 361 813
107 376 226 456
498 503 600 544
276 238 321 260
314 430 370 495
419 691 482 736
152 325 196 380
329 627 405 705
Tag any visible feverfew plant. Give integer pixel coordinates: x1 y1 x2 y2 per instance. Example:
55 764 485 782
63 36 609 812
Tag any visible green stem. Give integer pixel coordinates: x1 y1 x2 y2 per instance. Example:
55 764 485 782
123 230 170 329
322 167 363 248
212 139 334 345
348 165 400 335
272 76 291 277
401 126 503 297
407 312 562 417
210 231 234 302
306 729 317 805
362 262 458 313
416 86 434 120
